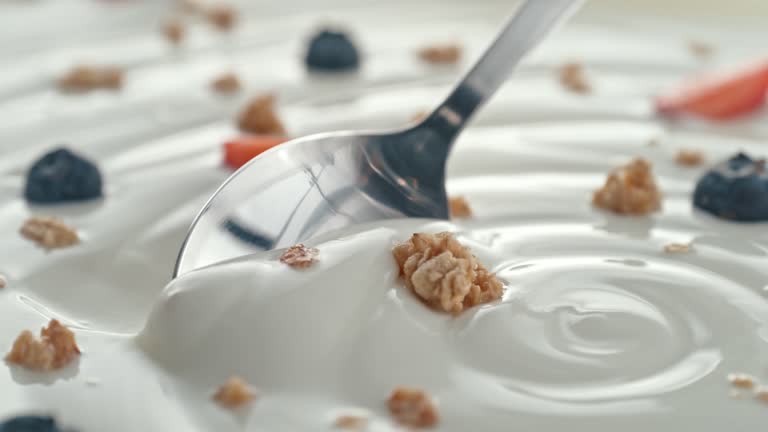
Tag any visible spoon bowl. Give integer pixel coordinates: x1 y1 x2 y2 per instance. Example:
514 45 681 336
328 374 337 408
174 0 582 276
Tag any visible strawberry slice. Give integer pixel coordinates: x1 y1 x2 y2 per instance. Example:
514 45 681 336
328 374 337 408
223 135 288 169
656 60 768 120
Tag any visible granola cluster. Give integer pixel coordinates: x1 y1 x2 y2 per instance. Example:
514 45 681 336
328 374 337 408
392 232 502 314
448 196 472 219
213 376 256 408
333 415 368 430
58 65 123 92
162 19 185 45
211 72 241 93
418 43 462 65
592 158 662 215
387 387 438 428
559 62 591 94
20 217 79 249
675 149 705 167
205 5 236 31
280 244 319 268
5 320 81 371
237 94 286 135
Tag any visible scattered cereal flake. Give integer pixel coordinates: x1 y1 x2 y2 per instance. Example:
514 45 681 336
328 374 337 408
213 376 256 408
387 387 439 428
20 217 79 249
449 196 472 219
663 243 691 253
237 94 286 135
559 62 591 94
211 72 241 94
755 386 768 402
392 232 502 314
5 320 80 371
280 244 319 268
0 274 6 289
675 149 705 167
162 18 185 45
418 43 462 65
728 373 757 389
206 5 236 31
592 158 662 215
334 414 368 430
58 65 122 92
688 40 714 59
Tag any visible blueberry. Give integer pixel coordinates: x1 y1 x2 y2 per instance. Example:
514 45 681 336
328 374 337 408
0 416 60 432
304 29 360 72
693 152 768 221
24 147 103 204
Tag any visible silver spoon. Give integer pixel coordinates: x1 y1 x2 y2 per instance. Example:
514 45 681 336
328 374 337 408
174 0 582 276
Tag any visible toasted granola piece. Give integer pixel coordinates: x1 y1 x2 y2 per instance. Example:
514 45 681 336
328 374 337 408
58 65 122 92
211 72 241 94
0 274 6 289
728 373 757 389
213 376 256 408
675 149 705 167
448 196 472 219
392 232 502 314
755 386 768 402
334 414 368 430
387 387 438 428
5 320 80 371
418 43 462 65
20 217 79 249
663 243 691 253
206 5 236 31
688 40 714 59
559 62 591 94
237 94 286 135
592 158 662 215
280 244 319 268
162 18 185 45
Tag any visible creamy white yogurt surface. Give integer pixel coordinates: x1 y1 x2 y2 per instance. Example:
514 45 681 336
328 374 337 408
2 0 768 430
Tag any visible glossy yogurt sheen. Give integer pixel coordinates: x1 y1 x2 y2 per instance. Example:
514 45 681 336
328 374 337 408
2 1 768 431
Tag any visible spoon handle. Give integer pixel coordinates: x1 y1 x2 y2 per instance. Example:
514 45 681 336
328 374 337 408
426 0 583 140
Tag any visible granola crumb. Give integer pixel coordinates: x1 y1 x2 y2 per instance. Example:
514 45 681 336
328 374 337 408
20 217 79 249
0 274 6 289
728 373 757 389
334 415 368 430
392 232 502 314
213 376 256 408
387 387 439 428
237 94 286 135
5 319 80 371
592 158 662 215
663 243 691 253
418 43 462 65
755 386 768 402
559 62 591 94
449 196 472 219
211 72 241 94
58 65 123 92
280 244 319 268
206 5 236 31
688 40 714 59
675 149 705 167
162 18 185 45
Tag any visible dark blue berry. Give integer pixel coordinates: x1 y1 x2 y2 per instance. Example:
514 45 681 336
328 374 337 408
304 29 360 72
0 416 60 432
24 147 103 204
693 152 768 221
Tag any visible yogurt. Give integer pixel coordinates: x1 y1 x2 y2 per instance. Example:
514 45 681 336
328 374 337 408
2 1 768 431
